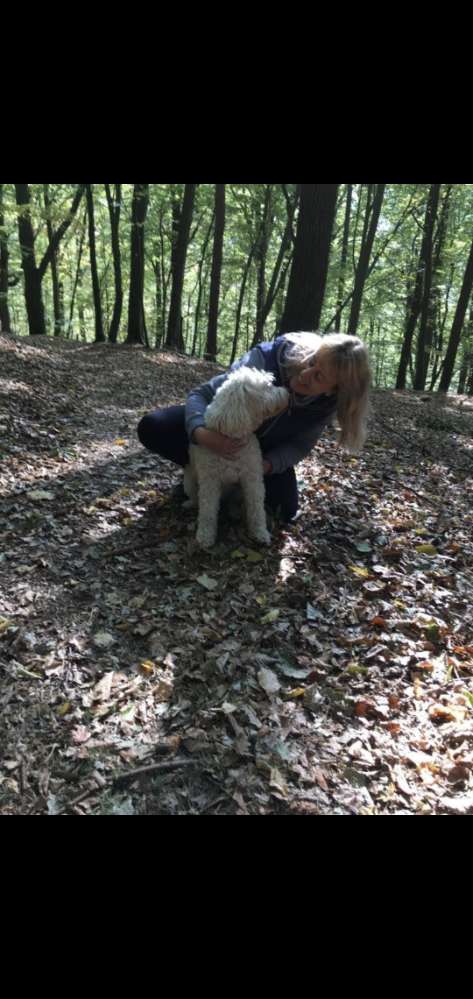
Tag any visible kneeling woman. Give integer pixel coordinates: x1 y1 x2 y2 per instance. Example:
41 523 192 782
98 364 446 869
137 331 371 522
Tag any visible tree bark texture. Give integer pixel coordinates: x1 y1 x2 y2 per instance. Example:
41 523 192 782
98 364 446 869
347 183 385 335
0 185 12 332
412 184 441 388
166 184 196 351
14 184 46 336
86 185 105 342
105 184 122 343
438 237 473 392
126 184 150 345
279 184 339 334
205 184 225 361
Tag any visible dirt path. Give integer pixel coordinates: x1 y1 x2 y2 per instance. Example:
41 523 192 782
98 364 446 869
1 333 472 815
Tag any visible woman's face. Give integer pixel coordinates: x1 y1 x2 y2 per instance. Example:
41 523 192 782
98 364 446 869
289 352 337 397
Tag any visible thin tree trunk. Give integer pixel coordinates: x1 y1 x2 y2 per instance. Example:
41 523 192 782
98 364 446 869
166 184 196 350
191 210 214 356
43 185 63 337
205 184 225 361
253 185 272 346
412 184 441 389
68 209 87 338
438 238 473 392
105 183 122 343
0 185 12 332
334 184 353 330
259 186 298 333
37 184 85 281
396 186 438 389
230 241 257 364
14 184 47 336
280 184 339 334
347 183 385 334
457 302 473 394
126 184 150 345
86 185 105 342
154 258 163 349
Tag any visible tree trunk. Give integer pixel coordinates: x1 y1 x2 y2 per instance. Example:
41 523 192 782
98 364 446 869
0 185 12 332
154 258 163 349
205 184 225 361
279 184 338 334
105 184 122 343
334 184 353 330
252 185 272 345
457 302 473 394
396 186 439 389
347 184 385 334
85 185 105 342
14 184 47 336
43 185 64 337
438 237 473 392
412 184 441 388
230 241 257 364
38 185 85 282
191 210 214 356
126 184 150 345
166 184 196 350
68 209 87 338
256 185 298 341
422 187 452 390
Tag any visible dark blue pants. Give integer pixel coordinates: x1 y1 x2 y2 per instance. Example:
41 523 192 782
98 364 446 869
137 406 298 521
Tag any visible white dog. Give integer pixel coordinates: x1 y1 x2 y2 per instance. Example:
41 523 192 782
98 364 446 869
183 367 289 548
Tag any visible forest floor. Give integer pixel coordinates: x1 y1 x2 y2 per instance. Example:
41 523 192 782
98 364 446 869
1 331 473 816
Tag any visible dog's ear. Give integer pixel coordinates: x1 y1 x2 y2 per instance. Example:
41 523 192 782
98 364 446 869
219 383 255 435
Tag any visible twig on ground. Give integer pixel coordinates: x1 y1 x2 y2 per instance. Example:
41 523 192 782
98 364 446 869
112 759 197 788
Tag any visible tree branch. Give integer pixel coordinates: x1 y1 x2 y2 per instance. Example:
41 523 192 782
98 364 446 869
38 184 86 281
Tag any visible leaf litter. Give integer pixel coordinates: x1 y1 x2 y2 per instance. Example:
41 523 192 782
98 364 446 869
0 333 473 814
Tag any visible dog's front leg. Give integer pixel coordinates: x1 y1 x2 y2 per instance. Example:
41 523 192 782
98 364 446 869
240 467 271 545
182 463 198 509
196 477 222 548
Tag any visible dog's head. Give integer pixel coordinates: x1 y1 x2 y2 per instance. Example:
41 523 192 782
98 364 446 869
205 367 289 436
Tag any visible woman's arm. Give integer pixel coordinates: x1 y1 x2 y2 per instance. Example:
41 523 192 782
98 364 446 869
263 416 334 475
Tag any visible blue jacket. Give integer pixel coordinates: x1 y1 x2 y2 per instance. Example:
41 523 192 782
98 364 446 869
185 336 337 475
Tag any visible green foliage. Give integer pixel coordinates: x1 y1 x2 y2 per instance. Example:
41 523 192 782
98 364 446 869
2 183 473 390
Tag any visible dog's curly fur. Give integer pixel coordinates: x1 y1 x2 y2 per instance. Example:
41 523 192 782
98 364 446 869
183 367 289 548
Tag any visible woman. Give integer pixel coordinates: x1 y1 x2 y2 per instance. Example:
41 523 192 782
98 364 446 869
137 331 371 522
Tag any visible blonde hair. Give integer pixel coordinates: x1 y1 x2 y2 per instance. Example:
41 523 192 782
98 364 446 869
282 331 371 453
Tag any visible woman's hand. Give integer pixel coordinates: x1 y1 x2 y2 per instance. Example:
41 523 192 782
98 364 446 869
192 427 245 460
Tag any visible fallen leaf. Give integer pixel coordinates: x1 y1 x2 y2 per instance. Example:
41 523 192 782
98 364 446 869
260 608 280 624
27 489 55 500
92 672 114 701
246 550 264 563
354 699 376 718
139 660 155 675
429 704 466 724
197 574 219 591
257 668 280 694
93 631 115 649
57 702 72 716
447 764 470 784
72 725 91 744
348 565 371 579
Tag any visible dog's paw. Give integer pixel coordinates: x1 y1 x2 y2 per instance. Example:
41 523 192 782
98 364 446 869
250 528 271 545
196 530 216 549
